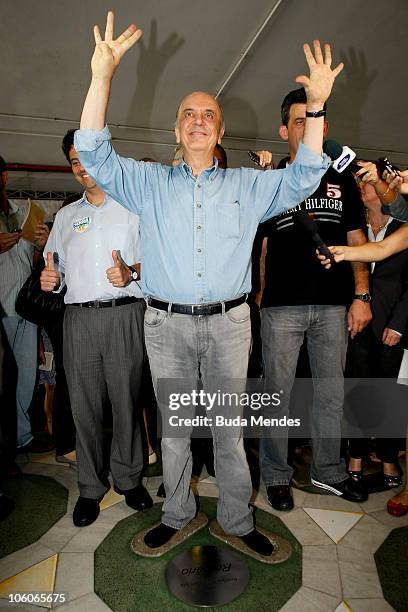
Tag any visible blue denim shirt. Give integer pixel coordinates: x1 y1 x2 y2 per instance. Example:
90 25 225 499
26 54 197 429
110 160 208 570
75 127 330 303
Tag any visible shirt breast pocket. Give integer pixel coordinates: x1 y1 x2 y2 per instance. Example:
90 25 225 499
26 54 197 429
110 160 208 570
216 200 241 239
109 223 132 254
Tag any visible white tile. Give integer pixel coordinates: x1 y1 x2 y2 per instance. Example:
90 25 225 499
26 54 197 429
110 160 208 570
279 586 341 612
360 487 403 513
37 516 81 553
303 492 364 512
333 603 352 612
302 545 341 597
303 508 363 543
338 514 391 552
53 553 94 606
280 508 334 545
338 546 382 599
369 508 408 528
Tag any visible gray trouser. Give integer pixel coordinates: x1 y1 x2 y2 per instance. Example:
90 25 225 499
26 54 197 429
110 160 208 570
63 302 145 498
144 302 254 536
260 305 348 486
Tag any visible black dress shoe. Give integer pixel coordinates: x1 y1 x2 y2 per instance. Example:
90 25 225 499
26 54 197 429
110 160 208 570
240 529 273 556
144 523 178 548
114 484 153 511
266 485 294 511
73 496 100 527
311 476 368 502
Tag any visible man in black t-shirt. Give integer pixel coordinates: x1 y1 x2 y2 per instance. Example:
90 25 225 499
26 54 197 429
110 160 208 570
257 88 372 510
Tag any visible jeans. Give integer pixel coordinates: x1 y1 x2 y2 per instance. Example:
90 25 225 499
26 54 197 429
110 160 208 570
2 315 37 447
144 301 254 535
260 305 348 485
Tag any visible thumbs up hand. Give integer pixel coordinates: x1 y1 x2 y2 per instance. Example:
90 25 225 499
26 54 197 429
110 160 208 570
40 252 61 292
106 249 131 287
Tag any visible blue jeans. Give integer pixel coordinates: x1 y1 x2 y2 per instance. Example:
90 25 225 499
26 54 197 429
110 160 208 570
260 305 348 485
2 315 37 447
144 301 254 536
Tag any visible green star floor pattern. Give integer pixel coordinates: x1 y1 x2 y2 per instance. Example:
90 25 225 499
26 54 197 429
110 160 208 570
95 497 301 611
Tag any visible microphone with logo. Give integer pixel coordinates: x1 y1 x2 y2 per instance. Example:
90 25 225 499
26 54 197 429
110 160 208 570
293 210 335 264
323 139 401 181
323 139 367 178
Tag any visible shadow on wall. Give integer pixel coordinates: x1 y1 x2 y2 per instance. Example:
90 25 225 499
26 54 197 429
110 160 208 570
328 47 377 148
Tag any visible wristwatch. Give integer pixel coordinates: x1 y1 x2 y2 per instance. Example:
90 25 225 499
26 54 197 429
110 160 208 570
128 266 139 282
354 293 372 302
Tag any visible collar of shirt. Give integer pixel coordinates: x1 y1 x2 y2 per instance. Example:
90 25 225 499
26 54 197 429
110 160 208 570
179 157 219 182
76 191 109 209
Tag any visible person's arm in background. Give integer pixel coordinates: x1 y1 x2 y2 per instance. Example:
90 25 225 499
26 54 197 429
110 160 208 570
346 229 372 338
318 223 408 267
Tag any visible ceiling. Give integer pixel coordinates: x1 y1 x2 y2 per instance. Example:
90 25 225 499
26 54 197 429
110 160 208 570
1 0 407 193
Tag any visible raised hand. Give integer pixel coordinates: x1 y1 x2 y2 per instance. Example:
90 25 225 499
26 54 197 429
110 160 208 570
91 11 143 81
106 249 131 287
40 251 61 292
296 40 344 106
33 222 50 251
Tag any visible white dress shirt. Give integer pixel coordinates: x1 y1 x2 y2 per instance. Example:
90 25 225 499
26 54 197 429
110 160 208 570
44 194 143 303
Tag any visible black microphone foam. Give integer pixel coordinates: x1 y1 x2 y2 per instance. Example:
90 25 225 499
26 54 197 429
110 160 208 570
323 139 343 160
293 210 335 263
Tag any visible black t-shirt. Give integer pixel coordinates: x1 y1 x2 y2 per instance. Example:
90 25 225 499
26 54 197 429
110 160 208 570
258 161 366 307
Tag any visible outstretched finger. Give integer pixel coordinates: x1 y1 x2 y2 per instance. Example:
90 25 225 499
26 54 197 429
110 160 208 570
332 62 344 78
303 43 316 67
313 39 324 63
105 10 114 42
116 24 142 45
94 25 102 44
323 43 332 66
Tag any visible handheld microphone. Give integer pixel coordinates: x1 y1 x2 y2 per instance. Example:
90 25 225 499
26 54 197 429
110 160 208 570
293 210 335 264
323 139 366 177
248 150 261 165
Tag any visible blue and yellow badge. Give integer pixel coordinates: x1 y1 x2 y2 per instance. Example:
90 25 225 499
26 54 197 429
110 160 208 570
73 216 91 233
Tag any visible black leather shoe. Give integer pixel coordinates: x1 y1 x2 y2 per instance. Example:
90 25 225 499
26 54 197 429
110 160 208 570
72 496 100 527
114 484 153 511
144 523 178 548
311 476 368 502
266 485 294 511
240 529 273 556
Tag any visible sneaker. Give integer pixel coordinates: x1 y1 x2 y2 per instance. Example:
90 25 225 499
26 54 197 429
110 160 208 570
311 476 368 502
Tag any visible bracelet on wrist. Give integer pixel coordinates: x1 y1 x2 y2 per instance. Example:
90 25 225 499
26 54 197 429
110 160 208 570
376 184 391 198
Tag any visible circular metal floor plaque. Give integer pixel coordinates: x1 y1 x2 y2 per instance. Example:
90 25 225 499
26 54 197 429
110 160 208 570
165 545 250 607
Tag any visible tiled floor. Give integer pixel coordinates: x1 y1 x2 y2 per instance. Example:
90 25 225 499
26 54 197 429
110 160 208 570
0 454 406 611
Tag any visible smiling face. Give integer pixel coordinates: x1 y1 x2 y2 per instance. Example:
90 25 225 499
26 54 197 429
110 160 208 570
175 92 224 158
68 146 97 190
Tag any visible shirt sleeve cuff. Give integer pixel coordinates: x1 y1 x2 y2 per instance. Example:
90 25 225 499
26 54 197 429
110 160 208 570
74 126 111 152
295 141 331 169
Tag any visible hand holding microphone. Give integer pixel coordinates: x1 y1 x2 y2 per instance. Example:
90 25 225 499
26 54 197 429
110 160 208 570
293 210 336 264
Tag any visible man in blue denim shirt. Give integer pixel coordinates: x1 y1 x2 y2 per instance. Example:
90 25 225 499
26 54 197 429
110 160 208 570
74 11 343 557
